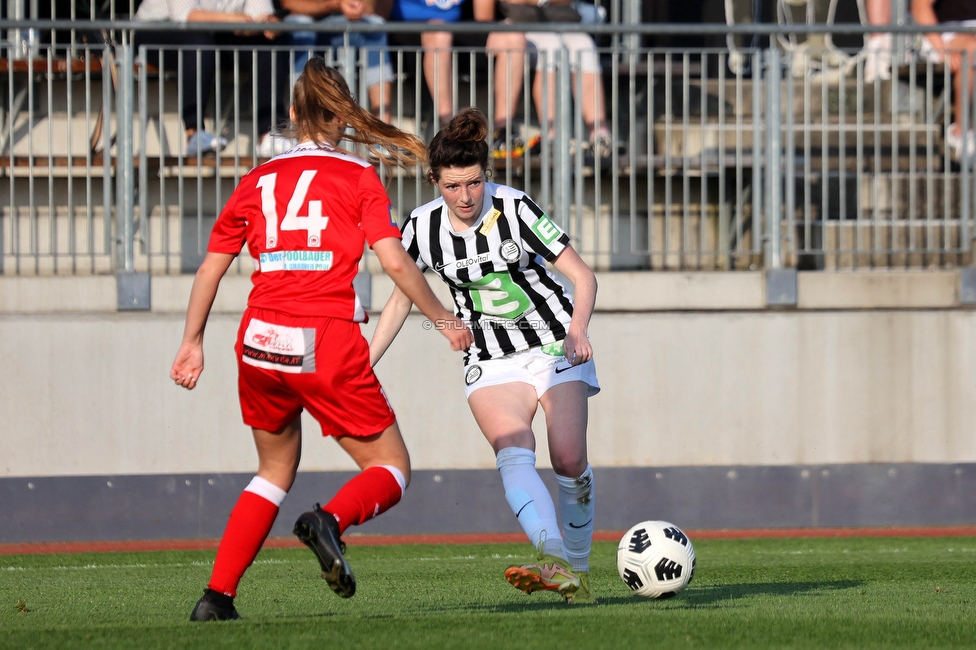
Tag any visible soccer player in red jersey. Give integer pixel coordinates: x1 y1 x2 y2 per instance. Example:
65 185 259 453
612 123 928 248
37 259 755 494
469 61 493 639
170 60 472 621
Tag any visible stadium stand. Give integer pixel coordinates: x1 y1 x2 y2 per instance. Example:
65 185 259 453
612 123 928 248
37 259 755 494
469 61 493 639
1 0 973 275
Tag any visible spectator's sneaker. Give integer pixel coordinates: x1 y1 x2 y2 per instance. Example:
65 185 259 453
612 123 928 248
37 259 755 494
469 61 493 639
946 124 976 163
566 570 597 604
504 551 580 597
527 134 543 156
293 505 356 598
491 129 525 160
256 132 295 159
591 130 621 161
189 589 240 621
863 33 892 84
185 131 228 158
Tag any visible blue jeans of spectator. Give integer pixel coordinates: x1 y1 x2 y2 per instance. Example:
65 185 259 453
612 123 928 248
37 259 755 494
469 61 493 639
285 14 394 91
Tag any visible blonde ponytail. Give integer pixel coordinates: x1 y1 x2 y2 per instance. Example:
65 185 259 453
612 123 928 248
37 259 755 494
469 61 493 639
287 59 426 169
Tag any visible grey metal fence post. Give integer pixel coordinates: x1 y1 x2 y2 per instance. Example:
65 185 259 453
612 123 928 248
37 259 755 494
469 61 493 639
137 44 148 270
555 47 571 232
620 0 640 54
116 40 134 272
765 47 782 271
339 35 357 107
961 50 976 305
115 38 149 310
962 49 973 262
764 47 797 306
6 0 37 60
101 41 114 267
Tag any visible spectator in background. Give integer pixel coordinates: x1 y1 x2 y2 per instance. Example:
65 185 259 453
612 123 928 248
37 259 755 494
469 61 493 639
864 0 892 82
913 0 976 161
134 0 291 158
389 0 527 158
507 0 613 159
280 0 395 122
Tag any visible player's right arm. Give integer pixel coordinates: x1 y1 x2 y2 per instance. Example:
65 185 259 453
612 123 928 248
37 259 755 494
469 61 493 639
371 237 473 358
170 251 237 390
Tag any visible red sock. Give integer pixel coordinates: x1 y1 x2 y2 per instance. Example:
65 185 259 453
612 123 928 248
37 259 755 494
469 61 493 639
323 466 404 534
208 491 279 597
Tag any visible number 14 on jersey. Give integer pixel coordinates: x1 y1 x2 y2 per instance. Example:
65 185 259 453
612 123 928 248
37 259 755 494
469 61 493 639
256 170 330 248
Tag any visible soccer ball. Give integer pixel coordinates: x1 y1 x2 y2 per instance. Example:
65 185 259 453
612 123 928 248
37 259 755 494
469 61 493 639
616 520 696 599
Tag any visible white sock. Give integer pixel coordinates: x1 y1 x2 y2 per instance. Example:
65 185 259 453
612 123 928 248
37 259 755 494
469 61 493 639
496 447 565 558
556 464 594 572
243 475 287 507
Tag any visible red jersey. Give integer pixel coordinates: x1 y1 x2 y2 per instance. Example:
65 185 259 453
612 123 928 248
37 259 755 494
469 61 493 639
208 143 401 321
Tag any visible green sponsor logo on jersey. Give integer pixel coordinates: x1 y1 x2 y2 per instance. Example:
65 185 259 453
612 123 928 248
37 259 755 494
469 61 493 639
531 215 563 245
463 272 531 320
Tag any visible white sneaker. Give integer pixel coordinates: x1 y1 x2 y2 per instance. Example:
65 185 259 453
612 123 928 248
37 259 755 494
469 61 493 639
864 33 892 84
946 124 976 163
256 133 295 158
185 131 228 157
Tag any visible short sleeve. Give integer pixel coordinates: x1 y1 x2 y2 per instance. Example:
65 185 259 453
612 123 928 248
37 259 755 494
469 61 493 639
207 187 247 255
358 166 402 246
242 0 275 19
516 194 571 262
399 216 429 272
167 0 200 23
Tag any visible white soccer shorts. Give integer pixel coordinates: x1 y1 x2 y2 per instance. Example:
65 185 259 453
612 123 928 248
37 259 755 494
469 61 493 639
462 345 600 399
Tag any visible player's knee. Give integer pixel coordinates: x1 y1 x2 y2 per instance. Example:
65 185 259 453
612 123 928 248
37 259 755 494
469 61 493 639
396 462 412 487
379 447 411 487
550 451 587 479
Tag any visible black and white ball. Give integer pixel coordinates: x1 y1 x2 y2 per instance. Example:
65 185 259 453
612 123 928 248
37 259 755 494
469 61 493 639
616 521 696 599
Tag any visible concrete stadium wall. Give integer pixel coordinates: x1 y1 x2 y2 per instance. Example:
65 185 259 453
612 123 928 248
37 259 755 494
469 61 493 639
3 270 976 541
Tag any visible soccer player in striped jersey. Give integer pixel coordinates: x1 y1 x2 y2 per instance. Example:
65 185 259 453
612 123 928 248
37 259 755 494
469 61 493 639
170 60 472 621
370 107 601 604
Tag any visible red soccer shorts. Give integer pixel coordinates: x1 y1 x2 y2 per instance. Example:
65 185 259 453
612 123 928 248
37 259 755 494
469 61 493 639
234 307 396 437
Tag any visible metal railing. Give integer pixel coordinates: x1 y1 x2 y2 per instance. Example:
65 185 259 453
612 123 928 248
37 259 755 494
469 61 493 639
1 20 975 276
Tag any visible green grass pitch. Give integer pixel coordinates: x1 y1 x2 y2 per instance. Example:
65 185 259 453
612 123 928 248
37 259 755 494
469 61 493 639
2 537 975 649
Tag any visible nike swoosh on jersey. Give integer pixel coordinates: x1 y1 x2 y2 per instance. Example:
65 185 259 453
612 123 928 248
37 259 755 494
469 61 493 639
435 251 492 272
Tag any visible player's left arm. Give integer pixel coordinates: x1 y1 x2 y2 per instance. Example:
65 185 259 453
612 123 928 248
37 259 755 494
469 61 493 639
552 245 597 366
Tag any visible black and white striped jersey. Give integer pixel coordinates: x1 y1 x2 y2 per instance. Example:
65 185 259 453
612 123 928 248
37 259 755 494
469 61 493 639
400 182 576 363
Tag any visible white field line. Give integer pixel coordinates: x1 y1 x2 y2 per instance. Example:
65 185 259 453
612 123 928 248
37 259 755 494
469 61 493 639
3 553 526 572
